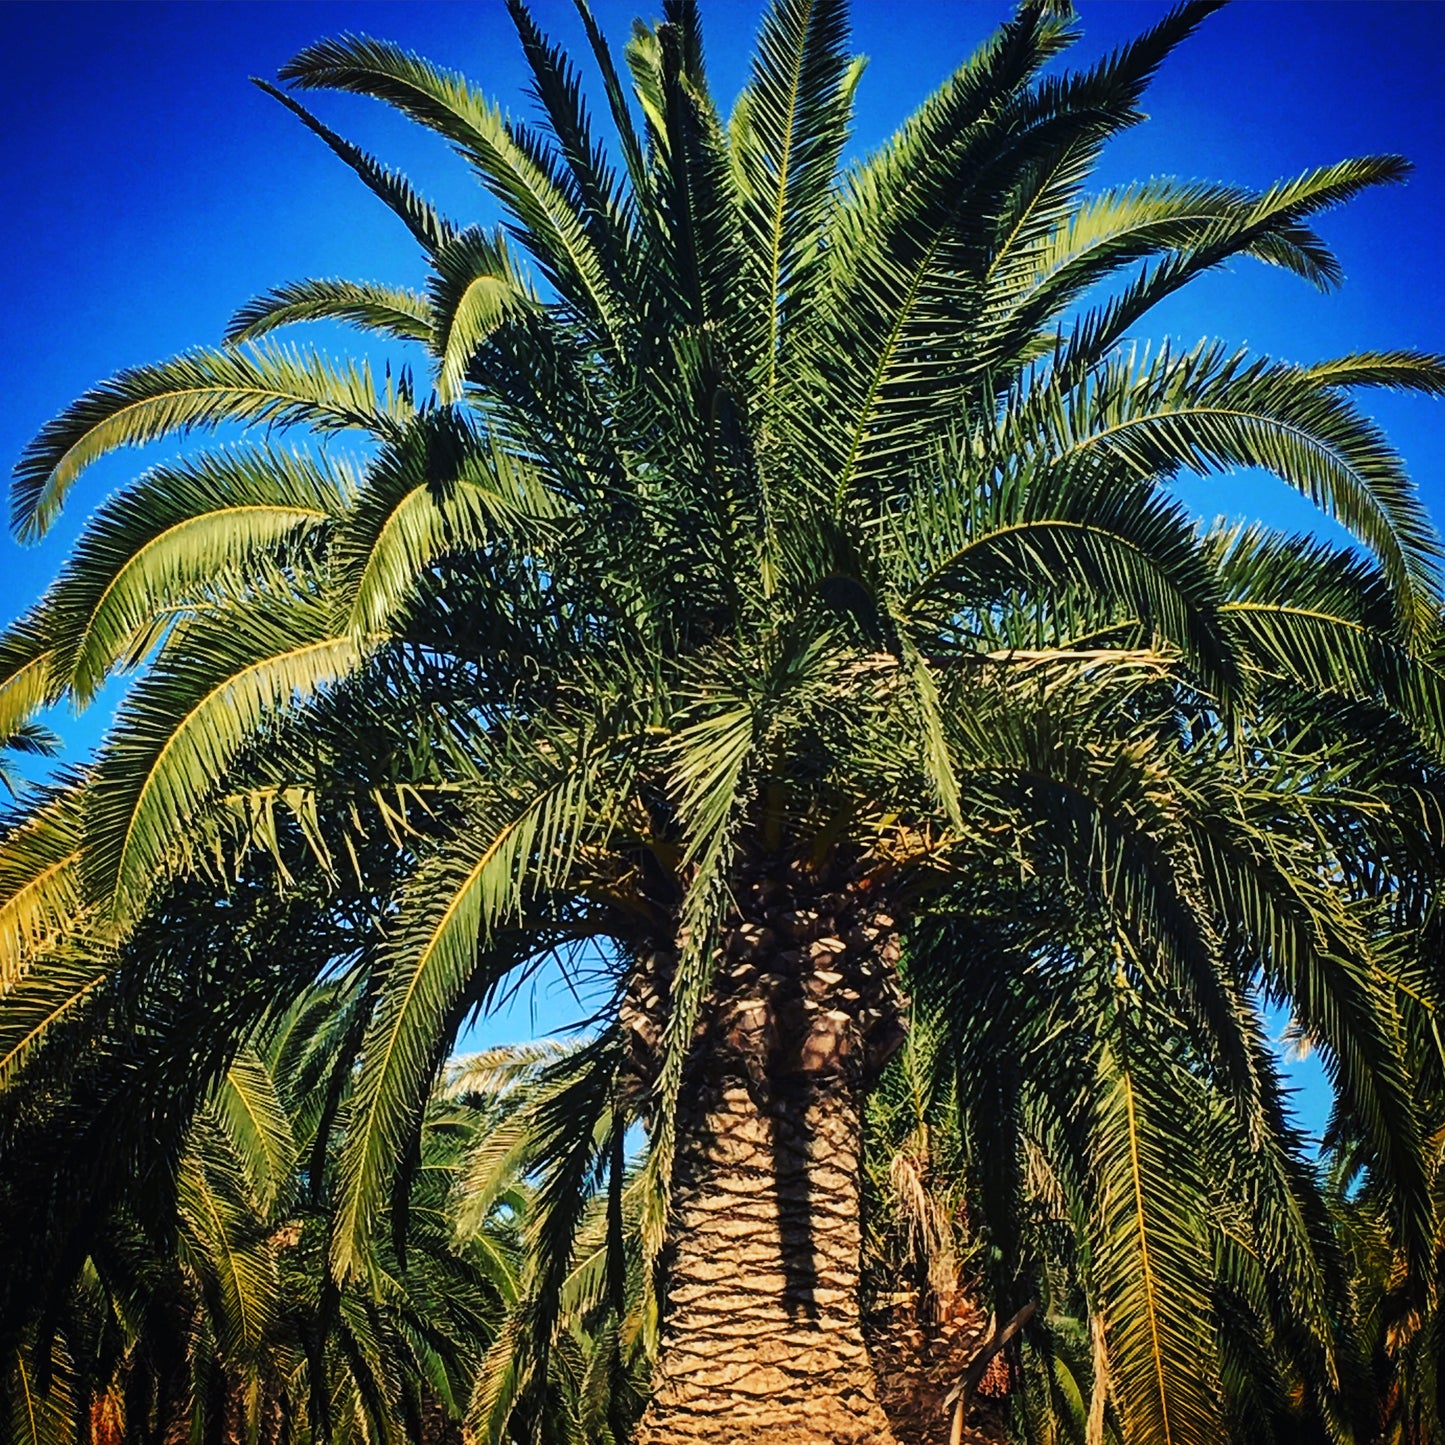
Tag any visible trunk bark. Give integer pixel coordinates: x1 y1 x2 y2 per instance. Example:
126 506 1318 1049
629 865 910 1445
637 1074 896 1445
867 1292 1009 1445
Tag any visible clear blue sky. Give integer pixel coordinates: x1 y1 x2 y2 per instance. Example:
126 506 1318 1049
5 0 1444 1127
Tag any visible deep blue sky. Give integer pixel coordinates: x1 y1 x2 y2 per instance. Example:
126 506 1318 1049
5 0 1445 1120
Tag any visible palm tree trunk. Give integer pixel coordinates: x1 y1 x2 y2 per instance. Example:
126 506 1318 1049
622 879 1020 1442
638 1072 897 1445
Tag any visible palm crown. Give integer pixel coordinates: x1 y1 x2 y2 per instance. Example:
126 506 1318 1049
3 1 1445 1441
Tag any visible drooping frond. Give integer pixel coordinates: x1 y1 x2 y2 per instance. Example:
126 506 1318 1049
210 1044 298 1215
1211 524 1445 753
177 1118 280 1362
0 948 112 1086
41 446 346 704
278 35 631 344
0 787 88 991
1053 155 1413 386
84 594 371 911
226 278 438 346
427 228 539 403
331 721 633 1283
12 344 412 541
0 612 59 749
1300 349 1445 395
1192 807 1432 1261
332 408 560 637
1088 1026 1222 1445
1032 342 1443 631
5 1339 80 1445
901 455 1243 703
253 78 459 253
971 178 1345 379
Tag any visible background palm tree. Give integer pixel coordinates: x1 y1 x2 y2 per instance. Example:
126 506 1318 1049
2 978 528 1445
3 1 1445 1442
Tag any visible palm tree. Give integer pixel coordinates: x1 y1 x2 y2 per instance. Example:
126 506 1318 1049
1318 885 1445 1445
2 979 522 1445
863 861 1400 1445
3 0 1445 1440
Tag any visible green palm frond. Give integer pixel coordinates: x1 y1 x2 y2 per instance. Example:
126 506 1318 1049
1300 349 1445 395
332 408 560 637
226 277 437 345
177 1119 280 1363
503 0 639 298
5 1338 80 1445
253 78 458 253
1193 818 1431 1263
1054 154 1412 386
973 178 1343 378
41 446 346 704
1088 1025 1221 1445
730 0 854 384
210 1044 298 1216
1033 341 1442 629
902 460 1243 702
0 611 60 744
0 787 88 990
331 718 633 1283
0 948 112 1086
489 1034 628 1431
815 2 1224 508
13 343 412 541
427 227 539 403
1211 524 1445 751
84 594 371 910
279 34 630 344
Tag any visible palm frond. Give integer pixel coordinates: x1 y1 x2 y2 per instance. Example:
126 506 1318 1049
226 278 437 346
278 35 630 343
331 721 632 1283
254 79 458 253
332 408 560 637
1037 342 1442 630
42 446 345 704
0 948 112 1086
12 343 411 541
428 228 539 403
210 1044 298 1216
84 595 370 910
730 0 853 384
0 787 88 991
1054 155 1412 386
1088 1024 1221 1445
